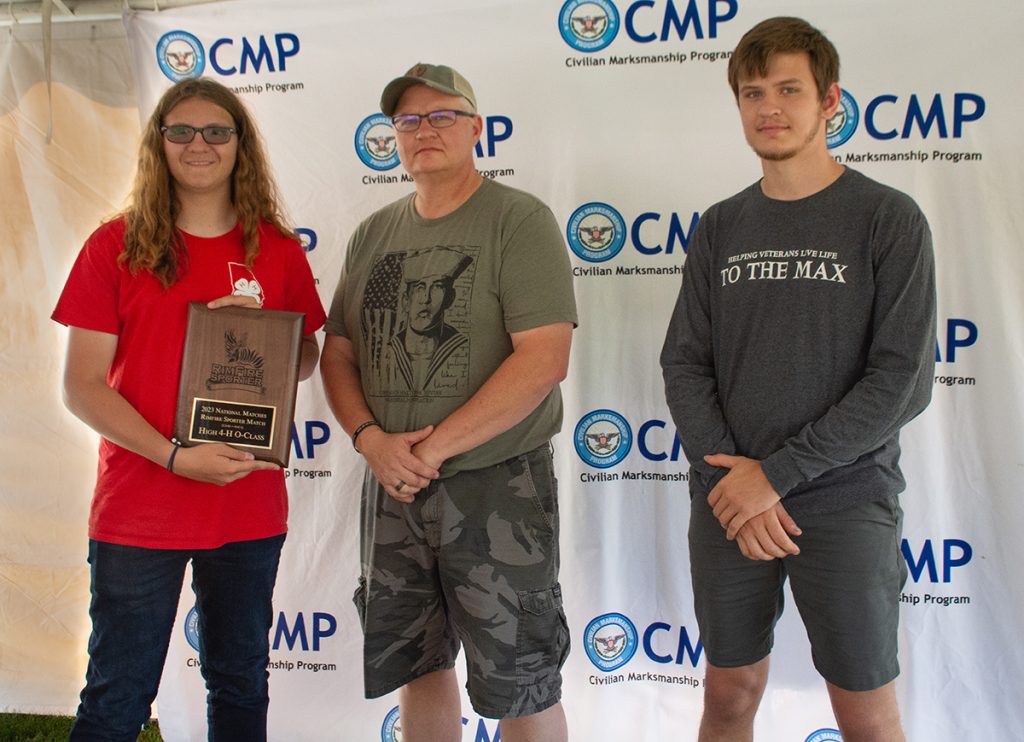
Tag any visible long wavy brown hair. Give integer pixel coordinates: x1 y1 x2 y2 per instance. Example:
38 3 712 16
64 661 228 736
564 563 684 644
120 78 293 287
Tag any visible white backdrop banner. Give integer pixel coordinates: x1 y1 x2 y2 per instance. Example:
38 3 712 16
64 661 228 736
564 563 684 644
66 0 1024 739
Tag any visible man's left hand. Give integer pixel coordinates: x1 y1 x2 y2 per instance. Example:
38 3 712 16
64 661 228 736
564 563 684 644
705 453 780 539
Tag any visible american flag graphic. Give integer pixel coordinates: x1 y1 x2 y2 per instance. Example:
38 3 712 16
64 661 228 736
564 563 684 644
362 253 405 386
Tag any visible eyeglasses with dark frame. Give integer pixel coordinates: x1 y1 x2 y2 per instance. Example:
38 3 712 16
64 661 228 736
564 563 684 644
390 110 475 133
160 124 238 145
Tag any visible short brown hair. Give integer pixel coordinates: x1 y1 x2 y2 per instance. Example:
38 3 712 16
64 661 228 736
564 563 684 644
727 17 839 101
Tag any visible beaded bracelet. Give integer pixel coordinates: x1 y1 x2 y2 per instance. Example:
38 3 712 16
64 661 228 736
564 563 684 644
352 420 381 452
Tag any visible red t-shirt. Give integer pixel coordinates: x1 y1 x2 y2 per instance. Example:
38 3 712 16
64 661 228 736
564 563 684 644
52 218 327 549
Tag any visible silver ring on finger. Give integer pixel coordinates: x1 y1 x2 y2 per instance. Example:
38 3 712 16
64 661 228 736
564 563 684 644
395 480 406 491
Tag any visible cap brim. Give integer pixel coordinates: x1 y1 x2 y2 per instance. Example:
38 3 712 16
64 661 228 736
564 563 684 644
380 77 472 116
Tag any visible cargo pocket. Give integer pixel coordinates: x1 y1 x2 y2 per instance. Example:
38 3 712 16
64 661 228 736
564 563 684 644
515 583 570 685
519 445 558 533
351 576 367 632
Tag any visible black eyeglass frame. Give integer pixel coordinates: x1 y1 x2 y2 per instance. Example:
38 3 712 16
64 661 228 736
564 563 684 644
160 125 238 145
390 110 476 133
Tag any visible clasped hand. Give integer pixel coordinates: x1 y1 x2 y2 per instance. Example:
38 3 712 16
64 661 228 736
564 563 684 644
705 453 801 560
358 426 441 504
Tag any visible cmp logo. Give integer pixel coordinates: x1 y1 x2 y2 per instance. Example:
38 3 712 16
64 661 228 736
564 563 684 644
157 30 205 82
559 0 620 52
805 730 843 742
295 227 317 253
184 606 201 652
355 113 399 171
566 202 627 262
381 706 403 742
585 613 639 671
826 90 860 149
575 409 633 468
382 705 499 741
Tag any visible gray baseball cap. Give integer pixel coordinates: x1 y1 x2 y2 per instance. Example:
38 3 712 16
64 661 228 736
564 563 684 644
380 63 477 116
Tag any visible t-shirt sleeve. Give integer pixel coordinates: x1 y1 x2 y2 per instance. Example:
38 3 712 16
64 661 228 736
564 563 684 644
323 227 359 339
498 205 578 333
283 239 327 336
51 222 125 336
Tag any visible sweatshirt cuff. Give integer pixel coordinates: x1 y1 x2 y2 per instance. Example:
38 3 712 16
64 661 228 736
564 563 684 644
699 464 729 493
686 461 728 496
761 449 805 498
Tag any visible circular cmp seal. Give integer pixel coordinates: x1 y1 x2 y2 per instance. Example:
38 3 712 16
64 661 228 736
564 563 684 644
584 612 639 671
183 605 201 652
826 89 859 149
381 705 403 742
575 409 633 468
355 113 400 171
559 0 620 53
566 202 627 262
805 729 843 742
156 30 206 82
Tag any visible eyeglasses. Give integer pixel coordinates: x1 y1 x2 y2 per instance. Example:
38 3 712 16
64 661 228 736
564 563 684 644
160 125 237 145
390 110 475 133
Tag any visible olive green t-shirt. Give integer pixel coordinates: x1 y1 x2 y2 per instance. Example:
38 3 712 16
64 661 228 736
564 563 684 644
325 178 578 476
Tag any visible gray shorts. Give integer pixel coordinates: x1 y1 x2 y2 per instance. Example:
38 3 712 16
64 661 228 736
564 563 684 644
353 443 569 719
689 493 907 691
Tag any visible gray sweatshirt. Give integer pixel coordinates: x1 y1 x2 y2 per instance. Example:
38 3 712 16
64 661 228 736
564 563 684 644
661 168 936 517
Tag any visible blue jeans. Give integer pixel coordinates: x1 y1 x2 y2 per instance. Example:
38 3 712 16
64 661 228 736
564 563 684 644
70 534 285 742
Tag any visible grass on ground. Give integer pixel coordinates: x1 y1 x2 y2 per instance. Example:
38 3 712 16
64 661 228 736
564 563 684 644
0 714 162 741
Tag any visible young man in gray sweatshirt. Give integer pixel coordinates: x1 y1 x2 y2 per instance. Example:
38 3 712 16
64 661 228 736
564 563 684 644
660 17 936 742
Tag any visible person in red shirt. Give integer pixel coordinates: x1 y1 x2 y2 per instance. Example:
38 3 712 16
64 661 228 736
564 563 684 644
52 78 325 742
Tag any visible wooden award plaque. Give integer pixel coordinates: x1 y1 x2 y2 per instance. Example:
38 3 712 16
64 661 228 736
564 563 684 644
174 303 304 467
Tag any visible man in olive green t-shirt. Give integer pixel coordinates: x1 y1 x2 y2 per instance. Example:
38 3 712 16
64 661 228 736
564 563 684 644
321 63 576 742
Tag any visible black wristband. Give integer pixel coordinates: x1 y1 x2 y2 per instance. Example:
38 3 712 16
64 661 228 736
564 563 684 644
352 420 381 452
167 440 182 472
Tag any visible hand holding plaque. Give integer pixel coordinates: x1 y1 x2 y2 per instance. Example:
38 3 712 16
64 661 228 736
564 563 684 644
174 303 304 467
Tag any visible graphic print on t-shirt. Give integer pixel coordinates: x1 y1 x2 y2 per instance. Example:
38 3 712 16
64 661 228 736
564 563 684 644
718 247 849 287
228 262 265 305
361 246 478 397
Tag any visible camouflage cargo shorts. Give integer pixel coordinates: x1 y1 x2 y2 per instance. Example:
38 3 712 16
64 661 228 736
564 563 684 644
352 443 570 719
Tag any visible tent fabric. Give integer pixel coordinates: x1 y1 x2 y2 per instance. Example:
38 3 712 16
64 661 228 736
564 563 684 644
2 2 1022 739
